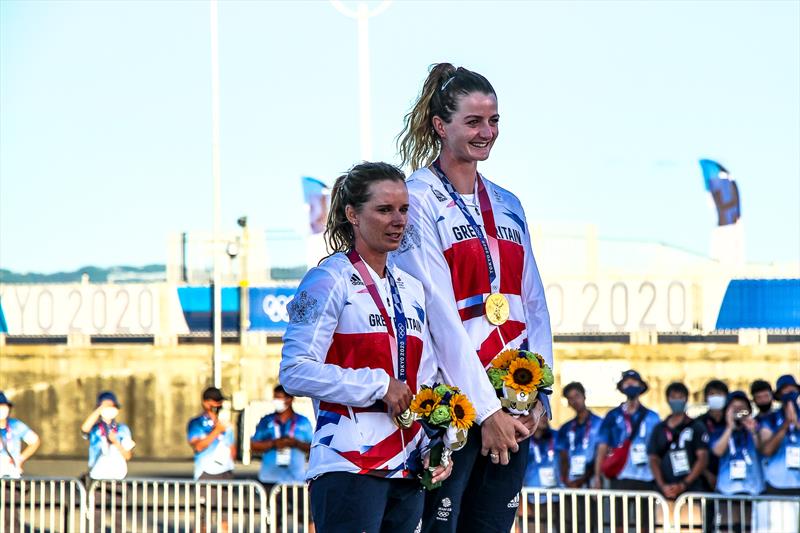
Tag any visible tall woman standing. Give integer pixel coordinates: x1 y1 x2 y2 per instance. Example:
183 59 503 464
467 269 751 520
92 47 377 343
394 64 553 533
280 162 452 533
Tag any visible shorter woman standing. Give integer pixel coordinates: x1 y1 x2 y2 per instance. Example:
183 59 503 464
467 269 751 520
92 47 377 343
280 162 451 533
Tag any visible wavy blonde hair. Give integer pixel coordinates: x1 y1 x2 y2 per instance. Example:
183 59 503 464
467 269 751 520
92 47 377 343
397 63 496 171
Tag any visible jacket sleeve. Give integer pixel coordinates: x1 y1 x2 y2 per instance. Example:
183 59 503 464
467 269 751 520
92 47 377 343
279 265 391 407
393 184 501 424
518 204 553 368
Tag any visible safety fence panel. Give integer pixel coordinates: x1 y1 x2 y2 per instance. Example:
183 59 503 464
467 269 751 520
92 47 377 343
673 492 800 533
0 477 87 533
87 478 268 533
268 483 312 533
517 487 672 533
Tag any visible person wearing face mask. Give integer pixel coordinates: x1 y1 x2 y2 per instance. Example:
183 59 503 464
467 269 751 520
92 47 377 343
251 385 313 490
187 386 236 481
647 382 709 500
80 391 135 480
750 379 775 424
594 370 660 530
710 391 764 532
0 391 40 479
757 374 800 496
696 379 729 492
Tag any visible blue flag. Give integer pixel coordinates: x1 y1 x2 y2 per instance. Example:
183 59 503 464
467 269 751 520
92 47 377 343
301 177 329 234
699 159 740 226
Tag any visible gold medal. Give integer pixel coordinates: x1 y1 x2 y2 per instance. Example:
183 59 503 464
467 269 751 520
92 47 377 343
485 293 509 326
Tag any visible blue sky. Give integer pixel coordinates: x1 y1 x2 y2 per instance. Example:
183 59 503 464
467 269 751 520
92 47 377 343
1 0 798 273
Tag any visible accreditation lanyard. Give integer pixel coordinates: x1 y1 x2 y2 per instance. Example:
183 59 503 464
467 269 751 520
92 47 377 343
0 427 17 467
728 431 753 465
570 417 593 452
533 435 555 464
430 160 501 294
273 416 297 439
98 421 118 443
346 250 407 382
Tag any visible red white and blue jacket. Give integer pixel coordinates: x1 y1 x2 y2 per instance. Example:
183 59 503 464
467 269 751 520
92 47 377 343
392 168 553 422
280 253 435 480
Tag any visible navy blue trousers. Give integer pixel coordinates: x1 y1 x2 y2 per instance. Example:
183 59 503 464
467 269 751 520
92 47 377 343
310 471 424 533
422 425 530 533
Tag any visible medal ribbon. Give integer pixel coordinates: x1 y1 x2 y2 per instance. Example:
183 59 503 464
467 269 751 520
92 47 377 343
431 160 501 295
346 250 407 382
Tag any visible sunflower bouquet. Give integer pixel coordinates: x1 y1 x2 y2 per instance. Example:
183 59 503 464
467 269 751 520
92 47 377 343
487 349 554 416
409 383 476 490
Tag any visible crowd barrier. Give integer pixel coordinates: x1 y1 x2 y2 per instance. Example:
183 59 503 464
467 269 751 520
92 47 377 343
2 477 799 532
0 477 87 533
517 487 671 533
87 478 269 532
673 492 800 533
268 482 311 533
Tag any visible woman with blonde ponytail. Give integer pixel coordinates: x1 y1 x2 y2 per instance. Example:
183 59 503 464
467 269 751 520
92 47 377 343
280 162 452 532
393 64 553 533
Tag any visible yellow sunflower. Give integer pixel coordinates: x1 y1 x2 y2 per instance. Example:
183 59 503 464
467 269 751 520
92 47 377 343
449 394 476 430
491 349 519 369
503 358 543 394
410 388 440 417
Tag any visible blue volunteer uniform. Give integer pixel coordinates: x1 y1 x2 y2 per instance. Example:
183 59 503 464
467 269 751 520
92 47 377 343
187 414 235 479
557 412 602 485
598 405 660 481
0 419 37 479
760 410 800 491
712 429 764 495
524 429 561 502
85 421 135 480
252 412 313 484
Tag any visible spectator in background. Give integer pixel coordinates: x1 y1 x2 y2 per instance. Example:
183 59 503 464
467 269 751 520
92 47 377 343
0 391 40 478
520 418 560 532
557 381 602 488
251 385 313 490
697 379 729 491
647 382 708 500
594 370 660 530
80 391 135 480
187 387 235 481
758 374 800 496
524 417 560 491
750 379 775 424
710 391 764 533
556 381 601 532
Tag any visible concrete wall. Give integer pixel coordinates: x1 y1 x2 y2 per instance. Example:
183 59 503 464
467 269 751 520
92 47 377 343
0 341 797 458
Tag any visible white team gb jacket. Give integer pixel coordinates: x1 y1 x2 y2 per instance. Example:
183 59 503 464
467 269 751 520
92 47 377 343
392 168 553 421
280 252 436 480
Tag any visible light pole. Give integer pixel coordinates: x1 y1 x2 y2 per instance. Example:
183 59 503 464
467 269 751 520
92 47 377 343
210 0 223 389
329 1 392 162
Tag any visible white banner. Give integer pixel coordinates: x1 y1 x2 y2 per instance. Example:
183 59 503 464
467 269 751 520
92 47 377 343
0 284 160 335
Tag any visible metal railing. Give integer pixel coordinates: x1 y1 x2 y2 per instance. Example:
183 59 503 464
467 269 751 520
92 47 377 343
4 477 798 533
0 477 87 533
87 477 269 532
517 487 672 533
673 492 800 533
268 482 312 533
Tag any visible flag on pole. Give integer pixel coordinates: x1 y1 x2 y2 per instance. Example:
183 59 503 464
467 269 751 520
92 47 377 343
301 177 330 234
699 159 741 226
